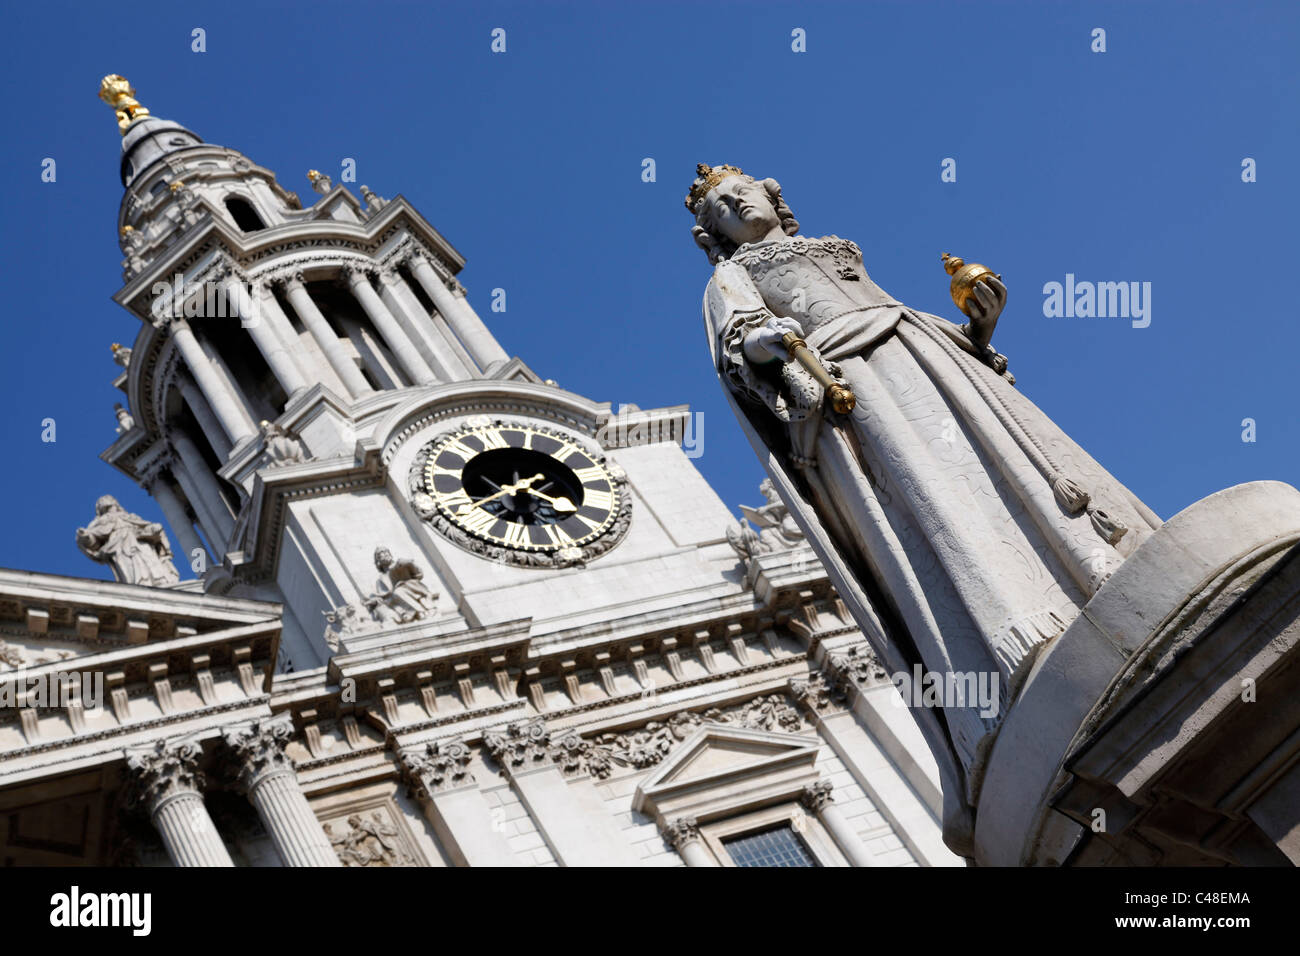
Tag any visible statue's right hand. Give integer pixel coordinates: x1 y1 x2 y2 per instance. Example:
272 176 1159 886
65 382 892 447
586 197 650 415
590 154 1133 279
743 316 805 365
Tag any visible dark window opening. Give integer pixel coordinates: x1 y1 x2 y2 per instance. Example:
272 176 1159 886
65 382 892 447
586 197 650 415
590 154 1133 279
722 825 820 868
225 196 266 232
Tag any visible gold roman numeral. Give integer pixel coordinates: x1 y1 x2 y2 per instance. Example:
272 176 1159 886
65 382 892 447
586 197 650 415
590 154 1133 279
582 488 614 511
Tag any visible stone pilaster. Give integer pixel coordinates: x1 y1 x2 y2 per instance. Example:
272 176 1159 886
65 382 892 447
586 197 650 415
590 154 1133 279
398 739 518 866
789 653 959 867
124 736 233 867
483 718 641 867
223 713 340 867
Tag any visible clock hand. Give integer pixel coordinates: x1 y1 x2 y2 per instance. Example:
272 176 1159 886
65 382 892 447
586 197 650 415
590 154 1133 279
458 474 544 514
521 485 577 513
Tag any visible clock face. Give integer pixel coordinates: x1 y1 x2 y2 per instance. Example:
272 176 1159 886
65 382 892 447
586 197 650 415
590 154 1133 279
422 424 620 553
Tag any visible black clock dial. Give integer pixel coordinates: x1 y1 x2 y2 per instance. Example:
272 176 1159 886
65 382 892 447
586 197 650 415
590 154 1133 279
422 424 618 552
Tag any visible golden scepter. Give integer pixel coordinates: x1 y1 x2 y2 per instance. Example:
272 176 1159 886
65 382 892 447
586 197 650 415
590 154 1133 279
781 332 856 414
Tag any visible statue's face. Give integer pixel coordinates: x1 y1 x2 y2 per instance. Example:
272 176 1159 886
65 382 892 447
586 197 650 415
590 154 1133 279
375 548 393 570
704 176 781 246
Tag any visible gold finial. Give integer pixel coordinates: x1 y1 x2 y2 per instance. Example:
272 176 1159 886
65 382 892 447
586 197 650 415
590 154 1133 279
98 74 150 134
111 342 122 351
307 170 321 182
119 225 133 236
685 162 746 211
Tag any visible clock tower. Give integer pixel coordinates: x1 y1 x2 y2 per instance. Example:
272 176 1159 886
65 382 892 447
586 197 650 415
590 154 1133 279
85 74 957 867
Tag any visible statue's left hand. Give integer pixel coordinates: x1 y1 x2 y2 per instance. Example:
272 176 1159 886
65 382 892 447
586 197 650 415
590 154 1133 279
967 277 1006 323
964 277 1006 351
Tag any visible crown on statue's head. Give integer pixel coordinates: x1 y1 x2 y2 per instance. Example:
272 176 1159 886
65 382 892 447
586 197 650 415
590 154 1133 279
684 163 746 212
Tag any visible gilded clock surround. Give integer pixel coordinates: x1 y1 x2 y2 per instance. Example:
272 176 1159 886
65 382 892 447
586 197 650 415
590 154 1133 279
407 420 632 569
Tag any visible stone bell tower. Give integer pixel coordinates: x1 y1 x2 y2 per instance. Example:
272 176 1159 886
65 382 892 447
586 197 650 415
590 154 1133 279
96 75 732 676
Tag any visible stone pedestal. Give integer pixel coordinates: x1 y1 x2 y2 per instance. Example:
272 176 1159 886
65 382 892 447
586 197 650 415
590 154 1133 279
975 480 1300 866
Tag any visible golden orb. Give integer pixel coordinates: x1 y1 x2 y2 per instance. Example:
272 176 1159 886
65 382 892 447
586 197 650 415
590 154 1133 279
942 253 1001 317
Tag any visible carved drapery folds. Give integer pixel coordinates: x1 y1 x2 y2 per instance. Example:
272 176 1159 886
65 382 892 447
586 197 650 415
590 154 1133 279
75 494 180 587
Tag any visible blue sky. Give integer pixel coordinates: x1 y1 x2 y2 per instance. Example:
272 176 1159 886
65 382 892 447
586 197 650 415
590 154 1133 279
2 0 1297 581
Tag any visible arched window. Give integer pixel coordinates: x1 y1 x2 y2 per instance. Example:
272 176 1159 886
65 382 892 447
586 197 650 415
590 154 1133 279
225 196 265 232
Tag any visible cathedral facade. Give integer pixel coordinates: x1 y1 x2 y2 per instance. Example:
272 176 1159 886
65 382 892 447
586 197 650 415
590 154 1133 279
0 76 957 867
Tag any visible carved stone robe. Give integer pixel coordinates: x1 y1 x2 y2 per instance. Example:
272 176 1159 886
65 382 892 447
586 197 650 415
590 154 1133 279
704 235 1161 838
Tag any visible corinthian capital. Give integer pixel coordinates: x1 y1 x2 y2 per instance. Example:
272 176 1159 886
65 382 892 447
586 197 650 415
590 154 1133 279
800 779 834 813
124 735 206 813
482 718 551 774
222 713 296 792
398 739 474 798
664 816 701 849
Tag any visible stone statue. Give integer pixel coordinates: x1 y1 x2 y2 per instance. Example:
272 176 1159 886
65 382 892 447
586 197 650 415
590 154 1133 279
259 420 306 466
327 812 412 866
322 603 369 651
76 495 180 587
307 169 332 194
98 74 150 132
359 185 387 213
114 402 134 434
727 479 804 560
364 547 438 624
110 342 132 369
687 164 1162 852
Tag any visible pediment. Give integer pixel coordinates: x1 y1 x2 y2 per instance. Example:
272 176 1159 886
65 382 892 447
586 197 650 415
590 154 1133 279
633 723 820 817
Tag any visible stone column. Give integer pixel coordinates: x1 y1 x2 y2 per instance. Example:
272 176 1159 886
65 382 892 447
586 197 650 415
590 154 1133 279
223 278 309 398
176 375 233 460
407 251 509 370
279 273 373 399
170 430 235 542
223 714 341 867
149 472 208 572
665 816 715 867
343 266 437 385
398 740 519 866
124 736 234 867
483 719 641 867
169 319 257 446
800 780 874 867
376 267 466 380
789 656 961 868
